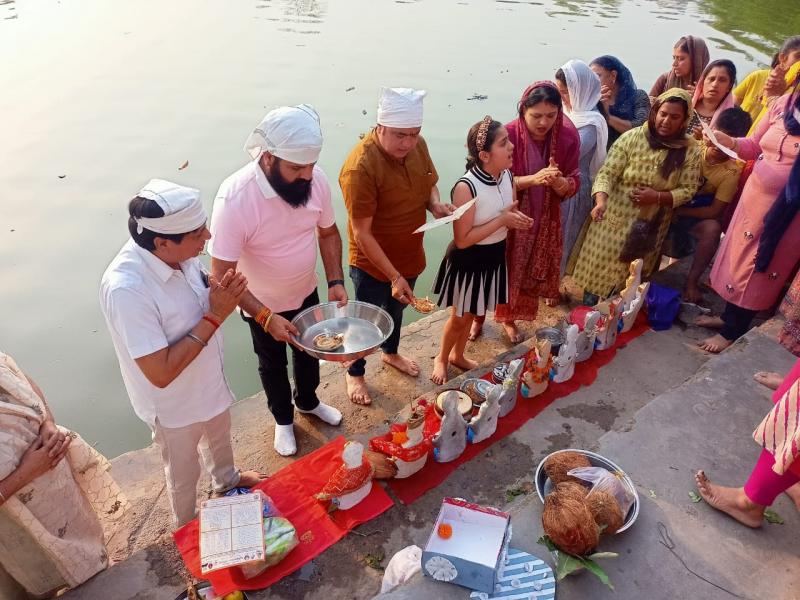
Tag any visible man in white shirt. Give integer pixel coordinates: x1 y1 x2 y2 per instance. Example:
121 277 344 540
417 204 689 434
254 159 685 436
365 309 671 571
210 104 346 457
100 179 265 527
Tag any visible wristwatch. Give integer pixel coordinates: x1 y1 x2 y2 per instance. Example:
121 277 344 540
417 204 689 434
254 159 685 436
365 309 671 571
327 279 345 288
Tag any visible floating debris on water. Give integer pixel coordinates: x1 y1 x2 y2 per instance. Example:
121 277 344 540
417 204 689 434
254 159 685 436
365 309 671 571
467 93 488 101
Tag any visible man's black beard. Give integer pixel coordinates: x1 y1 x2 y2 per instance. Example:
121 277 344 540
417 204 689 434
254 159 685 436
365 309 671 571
267 160 313 208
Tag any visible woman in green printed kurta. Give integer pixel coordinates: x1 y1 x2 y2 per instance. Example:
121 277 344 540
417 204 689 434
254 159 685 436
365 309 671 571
570 88 702 300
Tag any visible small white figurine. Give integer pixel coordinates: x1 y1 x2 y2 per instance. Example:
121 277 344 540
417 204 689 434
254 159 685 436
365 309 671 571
468 383 502 444
621 281 650 333
432 391 467 463
521 340 551 398
552 324 579 383
594 298 622 351
498 358 524 417
315 441 373 510
620 258 643 310
575 310 602 363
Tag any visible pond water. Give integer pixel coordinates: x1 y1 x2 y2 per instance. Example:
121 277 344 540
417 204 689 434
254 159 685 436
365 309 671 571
1 0 796 457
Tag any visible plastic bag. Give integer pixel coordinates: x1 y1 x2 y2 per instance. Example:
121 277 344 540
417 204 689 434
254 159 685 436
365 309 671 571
567 466 635 517
380 545 422 593
645 283 681 331
239 493 299 579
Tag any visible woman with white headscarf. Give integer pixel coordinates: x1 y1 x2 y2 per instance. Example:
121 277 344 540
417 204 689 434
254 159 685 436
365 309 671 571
554 60 608 276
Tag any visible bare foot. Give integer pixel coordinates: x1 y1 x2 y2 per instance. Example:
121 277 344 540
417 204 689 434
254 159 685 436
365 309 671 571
449 353 478 372
345 373 372 405
695 315 724 329
431 356 449 385
502 322 524 344
238 470 268 487
785 483 800 511
698 333 732 353
695 470 763 528
468 319 483 342
683 282 703 304
753 371 783 390
382 353 420 377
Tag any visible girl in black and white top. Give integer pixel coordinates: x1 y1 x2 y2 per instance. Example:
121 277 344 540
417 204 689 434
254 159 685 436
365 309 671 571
431 116 534 384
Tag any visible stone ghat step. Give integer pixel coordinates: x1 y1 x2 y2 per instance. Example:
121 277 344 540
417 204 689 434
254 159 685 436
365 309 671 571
377 320 800 600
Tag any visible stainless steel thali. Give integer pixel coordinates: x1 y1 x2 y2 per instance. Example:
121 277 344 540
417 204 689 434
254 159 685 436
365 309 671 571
291 300 394 361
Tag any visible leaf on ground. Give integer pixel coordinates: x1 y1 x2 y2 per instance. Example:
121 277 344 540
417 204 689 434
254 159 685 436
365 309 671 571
648 489 657 499
505 481 535 502
763 509 784 524
362 550 385 570
537 536 615 589
178 160 189 170
688 491 702 503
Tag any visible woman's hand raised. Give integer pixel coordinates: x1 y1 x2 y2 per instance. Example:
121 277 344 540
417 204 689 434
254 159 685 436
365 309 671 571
500 201 534 230
532 158 562 186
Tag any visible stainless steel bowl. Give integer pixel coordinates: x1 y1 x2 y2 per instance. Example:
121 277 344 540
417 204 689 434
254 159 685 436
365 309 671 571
535 326 564 355
291 301 394 362
534 448 640 533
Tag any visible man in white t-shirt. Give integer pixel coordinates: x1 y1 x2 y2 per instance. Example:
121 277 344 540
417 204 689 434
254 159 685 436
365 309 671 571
209 105 347 456
100 179 265 527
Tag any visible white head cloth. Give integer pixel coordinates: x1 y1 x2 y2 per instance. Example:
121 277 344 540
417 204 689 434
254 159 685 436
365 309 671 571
243 104 323 164
134 179 206 235
561 59 608 178
376 87 426 128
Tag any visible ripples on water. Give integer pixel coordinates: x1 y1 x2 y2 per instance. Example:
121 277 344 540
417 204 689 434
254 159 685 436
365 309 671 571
0 0 793 456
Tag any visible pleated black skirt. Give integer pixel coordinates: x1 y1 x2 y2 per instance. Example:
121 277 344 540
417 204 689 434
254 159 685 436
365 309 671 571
432 239 508 317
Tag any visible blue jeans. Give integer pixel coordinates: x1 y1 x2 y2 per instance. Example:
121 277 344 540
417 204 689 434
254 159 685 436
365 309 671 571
347 266 417 377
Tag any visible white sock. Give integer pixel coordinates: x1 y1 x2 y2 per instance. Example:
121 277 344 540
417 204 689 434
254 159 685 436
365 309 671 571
299 402 342 426
273 423 297 456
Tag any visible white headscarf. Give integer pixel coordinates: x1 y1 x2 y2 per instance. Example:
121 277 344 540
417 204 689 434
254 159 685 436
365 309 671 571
134 179 206 235
243 104 323 164
561 59 608 178
376 87 426 128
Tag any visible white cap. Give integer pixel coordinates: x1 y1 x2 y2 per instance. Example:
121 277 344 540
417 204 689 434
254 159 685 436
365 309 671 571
376 87 426 128
134 179 206 235
243 104 323 164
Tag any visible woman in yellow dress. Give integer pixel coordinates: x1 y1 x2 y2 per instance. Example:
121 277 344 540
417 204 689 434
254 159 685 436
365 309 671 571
569 88 702 304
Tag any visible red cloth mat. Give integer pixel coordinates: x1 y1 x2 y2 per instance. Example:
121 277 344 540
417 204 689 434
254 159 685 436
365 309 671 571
173 436 394 596
387 314 651 505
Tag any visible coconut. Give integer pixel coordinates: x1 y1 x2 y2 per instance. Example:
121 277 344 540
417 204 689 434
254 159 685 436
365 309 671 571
364 450 398 479
542 490 599 556
543 451 592 485
554 481 589 501
586 490 624 536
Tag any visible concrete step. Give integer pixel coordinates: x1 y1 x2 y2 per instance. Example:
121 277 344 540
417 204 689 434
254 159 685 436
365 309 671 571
377 321 800 600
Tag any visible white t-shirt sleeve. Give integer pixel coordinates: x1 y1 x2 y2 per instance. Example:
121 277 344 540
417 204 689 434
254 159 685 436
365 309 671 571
107 287 169 359
208 191 247 262
315 167 336 229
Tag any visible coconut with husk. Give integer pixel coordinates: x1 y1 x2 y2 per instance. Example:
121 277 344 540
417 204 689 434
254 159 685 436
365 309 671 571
543 451 592 485
541 489 599 556
585 490 624 536
554 481 589 501
364 450 398 479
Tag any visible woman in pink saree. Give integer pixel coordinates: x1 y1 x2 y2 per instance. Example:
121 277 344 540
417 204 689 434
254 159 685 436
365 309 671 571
470 82 580 342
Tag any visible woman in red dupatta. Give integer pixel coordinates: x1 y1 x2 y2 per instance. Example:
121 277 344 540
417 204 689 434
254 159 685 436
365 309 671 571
472 82 580 342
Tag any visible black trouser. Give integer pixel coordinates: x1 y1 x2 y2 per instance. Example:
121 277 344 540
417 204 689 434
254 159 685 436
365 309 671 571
244 290 320 425
720 301 758 341
347 266 417 377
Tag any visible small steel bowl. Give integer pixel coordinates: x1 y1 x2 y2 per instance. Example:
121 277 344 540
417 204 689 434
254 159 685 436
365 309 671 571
291 301 394 362
534 448 640 534
535 326 564 355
